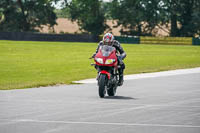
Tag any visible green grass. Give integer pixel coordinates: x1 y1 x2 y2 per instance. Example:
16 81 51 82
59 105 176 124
0 40 200 90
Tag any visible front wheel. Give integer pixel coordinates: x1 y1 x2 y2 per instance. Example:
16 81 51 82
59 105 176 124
98 74 107 98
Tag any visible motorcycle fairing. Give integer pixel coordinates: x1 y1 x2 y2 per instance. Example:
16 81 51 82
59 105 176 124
95 45 118 67
100 70 111 79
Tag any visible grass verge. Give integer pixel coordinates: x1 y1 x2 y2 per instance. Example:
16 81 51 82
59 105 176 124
0 40 200 90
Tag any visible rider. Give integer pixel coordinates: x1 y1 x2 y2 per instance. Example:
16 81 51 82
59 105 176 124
92 33 126 86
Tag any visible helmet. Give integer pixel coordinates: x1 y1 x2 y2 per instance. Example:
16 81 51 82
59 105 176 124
103 33 114 45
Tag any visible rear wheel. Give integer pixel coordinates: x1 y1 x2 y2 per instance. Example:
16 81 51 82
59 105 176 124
107 76 117 96
107 84 117 96
98 74 107 98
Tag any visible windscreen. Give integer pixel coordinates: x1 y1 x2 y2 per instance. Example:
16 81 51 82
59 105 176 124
100 45 115 57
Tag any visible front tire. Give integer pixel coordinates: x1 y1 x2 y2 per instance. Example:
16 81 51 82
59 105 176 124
98 74 107 98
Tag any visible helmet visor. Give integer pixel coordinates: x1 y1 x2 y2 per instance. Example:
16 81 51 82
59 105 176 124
104 36 112 45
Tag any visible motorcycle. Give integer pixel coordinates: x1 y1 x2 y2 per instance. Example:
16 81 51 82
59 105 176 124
91 45 120 98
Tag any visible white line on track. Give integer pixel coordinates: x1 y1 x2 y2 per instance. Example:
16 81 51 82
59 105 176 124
73 67 200 84
2 99 200 108
78 105 151 121
1 119 200 128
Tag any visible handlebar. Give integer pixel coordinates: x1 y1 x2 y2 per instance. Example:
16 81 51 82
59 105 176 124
89 56 94 59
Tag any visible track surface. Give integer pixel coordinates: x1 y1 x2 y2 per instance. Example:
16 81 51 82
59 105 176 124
0 72 200 133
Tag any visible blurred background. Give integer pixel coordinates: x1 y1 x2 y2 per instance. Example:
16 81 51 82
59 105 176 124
0 0 200 39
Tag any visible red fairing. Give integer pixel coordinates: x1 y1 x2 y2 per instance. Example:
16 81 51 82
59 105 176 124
94 47 118 67
100 70 111 79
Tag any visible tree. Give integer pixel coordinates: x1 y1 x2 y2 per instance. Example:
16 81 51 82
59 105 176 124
110 0 200 37
0 0 58 32
54 8 70 18
110 0 161 36
0 8 3 22
162 0 200 37
66 0 108 38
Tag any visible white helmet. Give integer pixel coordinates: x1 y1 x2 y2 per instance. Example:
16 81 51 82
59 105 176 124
103 33 114 45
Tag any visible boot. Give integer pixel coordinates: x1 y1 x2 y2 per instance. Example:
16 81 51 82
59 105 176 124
118 74 124 86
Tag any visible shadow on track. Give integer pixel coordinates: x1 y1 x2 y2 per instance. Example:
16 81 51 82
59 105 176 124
104 96 136 100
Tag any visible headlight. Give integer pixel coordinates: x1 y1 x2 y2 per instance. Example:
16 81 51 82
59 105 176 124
95 58 103 64
105 59 115 64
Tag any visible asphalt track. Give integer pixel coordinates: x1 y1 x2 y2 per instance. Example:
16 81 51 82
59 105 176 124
0 68 200 133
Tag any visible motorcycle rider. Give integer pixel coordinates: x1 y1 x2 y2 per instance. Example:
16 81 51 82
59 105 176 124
92 33 126 86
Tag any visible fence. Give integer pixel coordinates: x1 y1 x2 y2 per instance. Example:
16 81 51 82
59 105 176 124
140 36 193 45
0 32 200 45
0 32 96 42
115 36 140 44
192 38 200 45
115 36 199 45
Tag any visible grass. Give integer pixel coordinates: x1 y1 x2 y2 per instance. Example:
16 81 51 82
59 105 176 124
0 40 200 90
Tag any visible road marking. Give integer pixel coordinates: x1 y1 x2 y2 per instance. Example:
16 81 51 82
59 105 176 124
2 119 200 128
73 67 200 83
79 105 152 121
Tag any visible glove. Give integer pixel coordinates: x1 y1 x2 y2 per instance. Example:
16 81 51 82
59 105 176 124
118 55 123 60
118 56 123 65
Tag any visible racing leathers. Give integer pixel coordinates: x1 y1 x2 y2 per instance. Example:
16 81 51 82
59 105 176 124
93 40 126 86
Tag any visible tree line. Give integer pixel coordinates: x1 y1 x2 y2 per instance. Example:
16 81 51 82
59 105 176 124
0 0 200 37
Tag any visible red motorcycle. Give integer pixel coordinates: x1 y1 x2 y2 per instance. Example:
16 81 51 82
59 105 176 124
92 45 120 98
